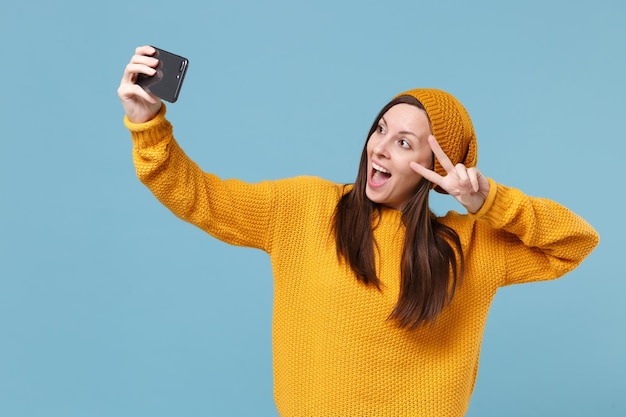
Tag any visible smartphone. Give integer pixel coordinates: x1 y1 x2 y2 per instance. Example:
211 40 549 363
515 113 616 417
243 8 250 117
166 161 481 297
136 46 189 103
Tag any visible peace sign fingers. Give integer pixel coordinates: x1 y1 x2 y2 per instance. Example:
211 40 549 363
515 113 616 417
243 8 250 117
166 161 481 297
408 135 453 190
410 134 490 213
427 135 457 175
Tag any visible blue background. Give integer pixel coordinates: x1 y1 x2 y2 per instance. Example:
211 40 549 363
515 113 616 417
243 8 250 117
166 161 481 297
2 0 624 415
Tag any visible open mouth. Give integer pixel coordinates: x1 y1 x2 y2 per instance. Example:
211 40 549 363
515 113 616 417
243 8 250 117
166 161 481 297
371 162 392 185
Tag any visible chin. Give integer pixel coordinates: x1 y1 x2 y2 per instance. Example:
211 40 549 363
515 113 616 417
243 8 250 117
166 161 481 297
365 187 380 205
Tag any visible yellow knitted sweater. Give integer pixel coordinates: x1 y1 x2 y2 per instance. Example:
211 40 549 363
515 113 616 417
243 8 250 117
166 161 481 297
126 107 599 417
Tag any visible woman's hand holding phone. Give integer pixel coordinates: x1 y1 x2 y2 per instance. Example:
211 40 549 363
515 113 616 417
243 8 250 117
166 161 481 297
118 45 163 124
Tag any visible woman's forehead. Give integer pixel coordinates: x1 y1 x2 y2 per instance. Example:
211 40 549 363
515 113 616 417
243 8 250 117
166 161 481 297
382 104 431 135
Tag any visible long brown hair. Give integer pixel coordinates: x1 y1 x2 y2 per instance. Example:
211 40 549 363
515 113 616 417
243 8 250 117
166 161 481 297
333 95 464 329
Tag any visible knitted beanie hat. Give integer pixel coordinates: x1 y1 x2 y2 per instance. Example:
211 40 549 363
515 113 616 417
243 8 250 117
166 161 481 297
396 89 477 193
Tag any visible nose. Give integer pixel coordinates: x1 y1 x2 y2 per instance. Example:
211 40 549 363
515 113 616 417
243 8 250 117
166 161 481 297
373 138 391 158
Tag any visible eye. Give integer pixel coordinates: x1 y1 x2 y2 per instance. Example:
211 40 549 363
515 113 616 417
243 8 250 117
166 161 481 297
398 139 411 149
377 123 385 134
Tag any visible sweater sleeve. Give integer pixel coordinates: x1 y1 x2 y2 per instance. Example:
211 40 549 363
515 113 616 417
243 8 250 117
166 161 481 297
469 178 599 286
125 107 275 251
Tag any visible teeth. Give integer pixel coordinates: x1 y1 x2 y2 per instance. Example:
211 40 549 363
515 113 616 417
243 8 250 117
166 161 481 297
372 162 390 174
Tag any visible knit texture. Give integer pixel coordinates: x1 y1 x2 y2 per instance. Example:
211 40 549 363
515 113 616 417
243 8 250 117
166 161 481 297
125 109 599 417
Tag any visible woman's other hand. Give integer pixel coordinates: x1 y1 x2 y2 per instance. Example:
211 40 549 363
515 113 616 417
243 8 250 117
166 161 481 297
117 45 162 123
410 135 490 213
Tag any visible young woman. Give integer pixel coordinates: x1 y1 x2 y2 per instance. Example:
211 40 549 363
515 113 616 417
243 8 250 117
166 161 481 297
118 45 599 417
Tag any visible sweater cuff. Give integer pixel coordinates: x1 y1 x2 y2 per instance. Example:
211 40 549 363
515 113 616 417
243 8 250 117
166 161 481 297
468 178 503 222
123 105 172 148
